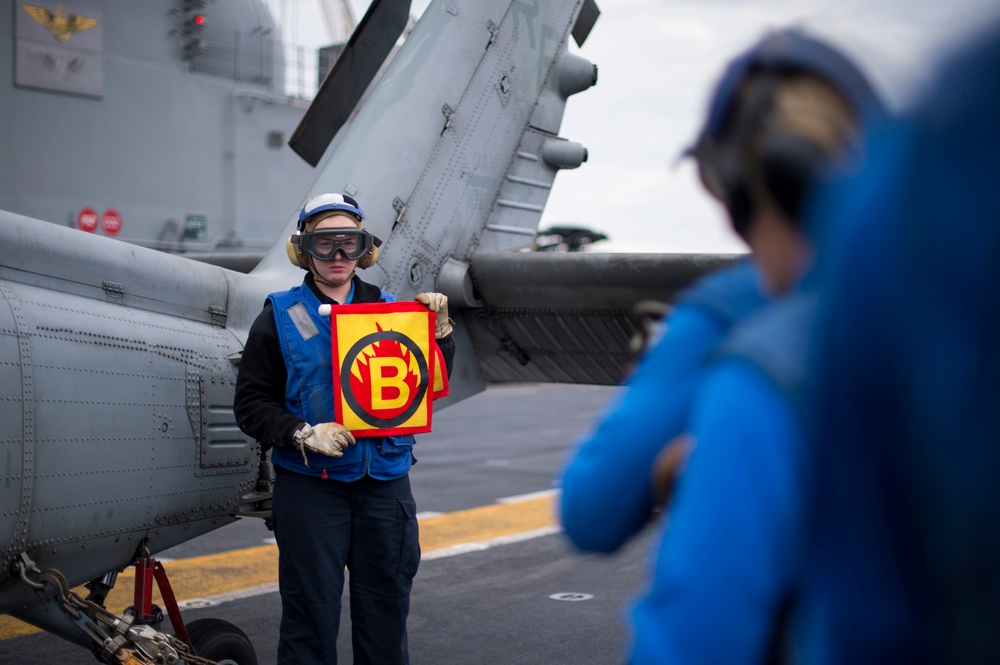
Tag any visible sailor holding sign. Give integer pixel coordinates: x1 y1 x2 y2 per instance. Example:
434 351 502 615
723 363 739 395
234 193 454 665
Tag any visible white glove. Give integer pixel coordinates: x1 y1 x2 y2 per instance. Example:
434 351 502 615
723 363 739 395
293 422 356 461
416 292 453 338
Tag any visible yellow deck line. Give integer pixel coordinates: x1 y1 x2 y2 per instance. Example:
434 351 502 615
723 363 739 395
0 495 558 640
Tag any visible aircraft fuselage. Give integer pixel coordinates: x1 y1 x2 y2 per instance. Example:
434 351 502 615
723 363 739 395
0 211 264 627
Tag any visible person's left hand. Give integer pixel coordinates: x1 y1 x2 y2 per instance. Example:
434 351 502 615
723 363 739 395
295 422 356 458
416 292 453 338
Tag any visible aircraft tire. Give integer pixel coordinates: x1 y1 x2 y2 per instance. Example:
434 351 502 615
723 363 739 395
184 617 258 665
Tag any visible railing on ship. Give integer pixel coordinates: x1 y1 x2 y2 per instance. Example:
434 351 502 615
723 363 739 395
185 22 341 100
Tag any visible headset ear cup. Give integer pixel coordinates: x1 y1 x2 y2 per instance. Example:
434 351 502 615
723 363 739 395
695 142 754 236
356 244 380 269
756 134 827 220
286 236 310 269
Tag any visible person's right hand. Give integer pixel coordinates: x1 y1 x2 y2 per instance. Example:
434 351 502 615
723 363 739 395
295 422 356 458
651 434 693 515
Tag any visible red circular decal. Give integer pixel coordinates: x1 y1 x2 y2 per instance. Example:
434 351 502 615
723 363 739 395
102 208 122 236
78 206 98 232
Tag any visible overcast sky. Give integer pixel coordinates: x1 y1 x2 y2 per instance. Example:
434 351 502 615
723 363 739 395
288 0 998 254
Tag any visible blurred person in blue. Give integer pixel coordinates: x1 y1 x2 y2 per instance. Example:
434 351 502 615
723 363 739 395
557 43 815 556
797 17 1000 664
627 29 888 664
558 258 766 554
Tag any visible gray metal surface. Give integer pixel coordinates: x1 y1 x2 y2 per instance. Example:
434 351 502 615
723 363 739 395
0 0 619 651
0 212 258 643
0 0 314 255
465 251 740 384
0 0 730 659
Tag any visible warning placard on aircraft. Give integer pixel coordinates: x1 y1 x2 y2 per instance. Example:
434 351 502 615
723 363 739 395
329 302 449 438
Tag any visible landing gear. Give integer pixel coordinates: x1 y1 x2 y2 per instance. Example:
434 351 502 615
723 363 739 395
14 551 260 665
127 553 258 665
185 618 258 665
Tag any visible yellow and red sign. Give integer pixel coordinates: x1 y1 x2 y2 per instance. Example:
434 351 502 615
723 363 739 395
329 301 449 438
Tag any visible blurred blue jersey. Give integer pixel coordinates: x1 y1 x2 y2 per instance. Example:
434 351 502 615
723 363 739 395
801 20 1000 664
559 259 767 554
628 290 817 665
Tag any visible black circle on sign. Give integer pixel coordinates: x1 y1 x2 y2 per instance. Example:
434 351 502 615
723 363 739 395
341 330 429 429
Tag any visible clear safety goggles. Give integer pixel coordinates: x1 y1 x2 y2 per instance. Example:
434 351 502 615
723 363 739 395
293 228 374 261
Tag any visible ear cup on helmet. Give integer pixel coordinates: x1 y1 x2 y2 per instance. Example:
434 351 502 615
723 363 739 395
356 243 380 269
696 141 755 237
287 235 311 269
753 133 828 221
695 141 738 204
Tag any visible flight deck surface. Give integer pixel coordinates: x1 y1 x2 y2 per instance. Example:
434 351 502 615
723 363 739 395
0 383 656 665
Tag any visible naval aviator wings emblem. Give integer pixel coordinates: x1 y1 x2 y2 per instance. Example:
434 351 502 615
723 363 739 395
22 4 99 44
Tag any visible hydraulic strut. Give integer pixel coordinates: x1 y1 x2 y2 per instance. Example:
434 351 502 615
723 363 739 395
14 552 217 665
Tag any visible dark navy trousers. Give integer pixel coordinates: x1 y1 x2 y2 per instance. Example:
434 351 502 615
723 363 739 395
271 469 420 664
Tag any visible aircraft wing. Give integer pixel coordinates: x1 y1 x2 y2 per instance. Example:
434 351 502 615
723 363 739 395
463 252 740 385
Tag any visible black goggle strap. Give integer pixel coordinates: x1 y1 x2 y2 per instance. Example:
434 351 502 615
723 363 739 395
293 229 372 259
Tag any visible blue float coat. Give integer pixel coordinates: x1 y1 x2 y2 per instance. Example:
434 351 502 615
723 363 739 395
268 282 419 481
624 272 819 664
628 329 811 664
558 260 768 554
